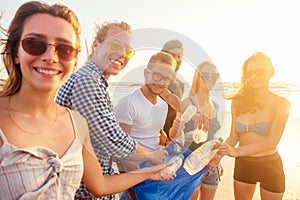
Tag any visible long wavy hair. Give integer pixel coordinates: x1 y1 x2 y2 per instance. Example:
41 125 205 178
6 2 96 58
230 52 274 116
0 1 81 97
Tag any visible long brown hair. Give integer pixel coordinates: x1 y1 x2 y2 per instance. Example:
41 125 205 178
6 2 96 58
230 52 274 116
0 1 81 97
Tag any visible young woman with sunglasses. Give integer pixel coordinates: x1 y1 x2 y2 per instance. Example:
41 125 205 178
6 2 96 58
180 61 222 200
212 52 290 200
0 2 174 199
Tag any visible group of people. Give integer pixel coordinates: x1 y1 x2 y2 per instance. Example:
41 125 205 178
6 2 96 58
0 1 290 200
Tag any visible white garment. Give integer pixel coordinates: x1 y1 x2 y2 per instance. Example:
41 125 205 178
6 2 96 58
115 88 168 150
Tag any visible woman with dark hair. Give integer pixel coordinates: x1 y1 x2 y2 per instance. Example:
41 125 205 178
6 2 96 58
213 52 290 200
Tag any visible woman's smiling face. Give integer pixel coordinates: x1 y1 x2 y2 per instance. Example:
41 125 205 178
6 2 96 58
16 13 77 92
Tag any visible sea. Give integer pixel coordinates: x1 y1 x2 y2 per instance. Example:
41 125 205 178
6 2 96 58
108 81 300 117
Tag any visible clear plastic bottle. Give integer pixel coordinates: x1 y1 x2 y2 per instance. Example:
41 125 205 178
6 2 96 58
161 154 184 178
184 138 223 175
193 127 208 144
181 105 197 123
174 105 197 151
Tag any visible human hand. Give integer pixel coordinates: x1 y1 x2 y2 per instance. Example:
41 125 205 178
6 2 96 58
197 114 209 132
207 153 222 170
148 149 168 165
150 162 176 181
214 143 236 157
172 117 184 132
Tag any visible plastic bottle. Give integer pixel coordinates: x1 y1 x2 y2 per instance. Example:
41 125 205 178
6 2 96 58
184 138 223 175
161 154 184 178
181 105 197 123
174 105 197 151
193 127 208 144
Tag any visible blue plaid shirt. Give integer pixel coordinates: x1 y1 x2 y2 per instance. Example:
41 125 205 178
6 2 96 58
56 61 137 200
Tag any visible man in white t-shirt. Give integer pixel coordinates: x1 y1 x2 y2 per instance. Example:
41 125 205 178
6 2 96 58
115 51 184 200
115 51 181 152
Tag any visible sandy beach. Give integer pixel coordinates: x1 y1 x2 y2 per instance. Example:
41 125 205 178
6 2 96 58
214 113 300 200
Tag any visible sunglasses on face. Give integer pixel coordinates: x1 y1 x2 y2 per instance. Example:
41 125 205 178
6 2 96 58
201 72 219 80
21 38 79 61
246 69 267 78
107 39 135 59
147 69 172 86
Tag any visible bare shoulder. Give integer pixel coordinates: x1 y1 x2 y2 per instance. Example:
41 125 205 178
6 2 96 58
71 109 87 122
70 109 89 140
0 97 9 124
271 92 291 113
271 92 290 106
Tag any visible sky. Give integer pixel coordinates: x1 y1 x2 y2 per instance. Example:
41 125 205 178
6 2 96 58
1 0 300 83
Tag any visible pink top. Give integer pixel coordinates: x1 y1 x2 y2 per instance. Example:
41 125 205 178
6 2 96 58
0 109 84 200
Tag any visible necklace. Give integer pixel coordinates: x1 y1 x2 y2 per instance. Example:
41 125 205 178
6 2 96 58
7 97 58 135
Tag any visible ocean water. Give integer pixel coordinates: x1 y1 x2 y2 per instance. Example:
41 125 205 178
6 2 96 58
109 81 300 117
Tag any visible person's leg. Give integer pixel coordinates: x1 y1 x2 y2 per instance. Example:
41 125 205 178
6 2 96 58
234 180 256 200
260 187 284 200
197 168 219 200
259 154 285 200
189 189 199 200
199 187 217 200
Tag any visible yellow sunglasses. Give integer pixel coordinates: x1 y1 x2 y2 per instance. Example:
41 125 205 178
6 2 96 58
147 69 172 86
108 39 135 59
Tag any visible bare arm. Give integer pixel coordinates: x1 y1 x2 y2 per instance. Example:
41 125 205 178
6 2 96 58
82 146 173 197
168 113 182 140
160 89 181 112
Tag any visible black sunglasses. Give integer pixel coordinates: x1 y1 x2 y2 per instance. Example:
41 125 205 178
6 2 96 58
21 38 79 61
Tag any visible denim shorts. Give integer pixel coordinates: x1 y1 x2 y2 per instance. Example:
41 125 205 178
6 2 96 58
197 167 219 189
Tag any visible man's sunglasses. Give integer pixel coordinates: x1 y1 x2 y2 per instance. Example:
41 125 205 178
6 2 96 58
147 69 172 86
108 39 135 59
21 38 79 61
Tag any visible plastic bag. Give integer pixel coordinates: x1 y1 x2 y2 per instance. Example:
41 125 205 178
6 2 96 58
131 141 208 200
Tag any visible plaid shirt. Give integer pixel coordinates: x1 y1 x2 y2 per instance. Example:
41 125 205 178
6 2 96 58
56 61 137 200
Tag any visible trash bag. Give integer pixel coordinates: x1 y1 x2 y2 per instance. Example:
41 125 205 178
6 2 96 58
131 141 209 200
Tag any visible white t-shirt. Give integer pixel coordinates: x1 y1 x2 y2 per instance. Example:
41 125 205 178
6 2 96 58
115 88 168 150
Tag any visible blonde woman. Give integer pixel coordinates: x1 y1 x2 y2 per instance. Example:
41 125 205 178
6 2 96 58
182 61 222 200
